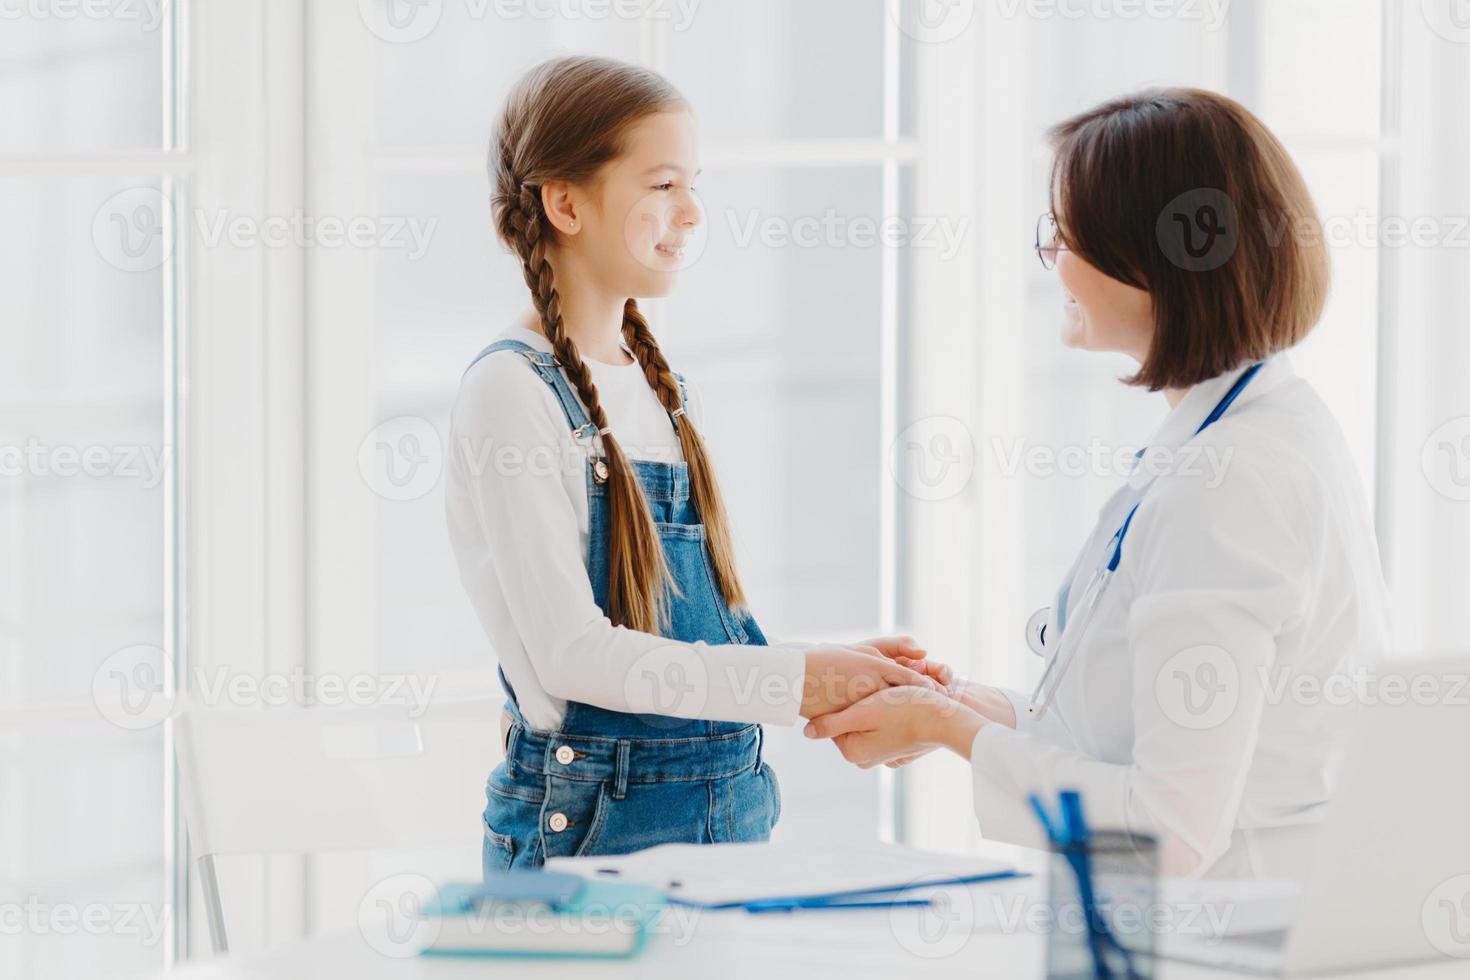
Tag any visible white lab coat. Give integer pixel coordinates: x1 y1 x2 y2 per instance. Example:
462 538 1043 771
972 356 1390 880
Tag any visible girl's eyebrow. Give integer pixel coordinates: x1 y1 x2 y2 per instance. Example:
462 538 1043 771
641 164 702 178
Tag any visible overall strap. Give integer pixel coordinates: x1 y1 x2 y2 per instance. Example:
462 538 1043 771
464 338 600 442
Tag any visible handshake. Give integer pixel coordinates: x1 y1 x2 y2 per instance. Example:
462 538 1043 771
797 637 1017 768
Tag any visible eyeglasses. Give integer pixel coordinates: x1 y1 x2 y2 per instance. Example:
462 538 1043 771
1035 212 1070 270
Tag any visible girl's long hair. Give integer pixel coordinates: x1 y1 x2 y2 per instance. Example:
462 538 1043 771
489 55 747 634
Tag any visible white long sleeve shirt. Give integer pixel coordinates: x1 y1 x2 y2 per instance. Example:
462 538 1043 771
445 325 807 732
970 356 1390 880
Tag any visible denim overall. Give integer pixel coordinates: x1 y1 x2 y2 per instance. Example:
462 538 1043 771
467 339 781 874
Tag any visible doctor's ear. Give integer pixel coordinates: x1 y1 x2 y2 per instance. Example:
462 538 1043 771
540 181 582 237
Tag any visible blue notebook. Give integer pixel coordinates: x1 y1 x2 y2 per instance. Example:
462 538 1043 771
418 876 666 959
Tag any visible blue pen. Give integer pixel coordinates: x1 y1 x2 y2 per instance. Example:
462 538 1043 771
1058 791 1140 980
1058 792 1112 979
743 896 935 914
666 869 1026 912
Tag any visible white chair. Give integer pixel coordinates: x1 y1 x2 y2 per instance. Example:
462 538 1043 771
174 695 503 954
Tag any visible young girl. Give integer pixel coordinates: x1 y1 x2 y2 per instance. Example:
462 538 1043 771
446 56 942 873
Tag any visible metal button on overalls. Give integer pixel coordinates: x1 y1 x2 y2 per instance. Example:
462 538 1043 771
554 745 575 765
548 812 569 833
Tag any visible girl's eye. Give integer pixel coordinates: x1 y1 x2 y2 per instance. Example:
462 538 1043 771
654 182 675 191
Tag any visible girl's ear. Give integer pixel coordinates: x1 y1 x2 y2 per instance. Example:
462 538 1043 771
540 180 581 237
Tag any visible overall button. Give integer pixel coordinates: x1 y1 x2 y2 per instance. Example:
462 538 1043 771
548 812 569 833
554 745 575 765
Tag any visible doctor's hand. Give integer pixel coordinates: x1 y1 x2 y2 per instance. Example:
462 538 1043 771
949 681 1018 729
854 634 955 688
798 647 939 720
802 687 986 768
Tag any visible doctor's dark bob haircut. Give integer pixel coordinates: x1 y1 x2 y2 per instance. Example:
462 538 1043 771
1048 89 1329 391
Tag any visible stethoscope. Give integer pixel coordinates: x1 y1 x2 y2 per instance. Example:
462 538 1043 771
1024 361 1266 720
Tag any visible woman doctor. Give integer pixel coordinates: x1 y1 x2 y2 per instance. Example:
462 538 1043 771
804 89 1390 880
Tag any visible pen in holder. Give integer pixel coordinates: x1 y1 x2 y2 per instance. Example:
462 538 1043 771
1031 792 1158 980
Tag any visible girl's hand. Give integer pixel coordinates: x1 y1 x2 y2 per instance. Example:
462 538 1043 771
802 686 986 767
799 647 938 720
854 634 955 688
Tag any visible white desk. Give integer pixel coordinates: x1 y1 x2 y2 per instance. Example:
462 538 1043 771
151 903 1467 980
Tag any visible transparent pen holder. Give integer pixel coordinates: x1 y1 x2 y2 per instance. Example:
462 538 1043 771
1045 830 1158 980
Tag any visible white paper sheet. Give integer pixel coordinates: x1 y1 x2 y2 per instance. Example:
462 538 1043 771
546 841 1018 907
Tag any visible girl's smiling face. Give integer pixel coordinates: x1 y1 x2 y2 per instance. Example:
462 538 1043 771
1053 209 1155 363
548 110 703 299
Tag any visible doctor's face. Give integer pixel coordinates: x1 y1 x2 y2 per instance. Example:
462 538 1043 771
1051 213 1155 362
